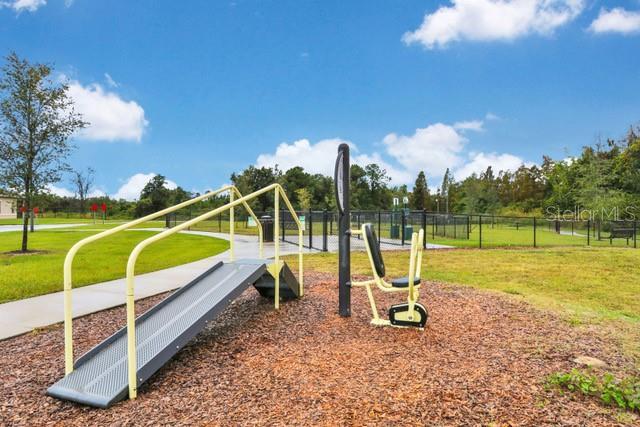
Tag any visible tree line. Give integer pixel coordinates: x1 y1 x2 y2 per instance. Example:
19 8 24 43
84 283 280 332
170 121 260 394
3 51 639 253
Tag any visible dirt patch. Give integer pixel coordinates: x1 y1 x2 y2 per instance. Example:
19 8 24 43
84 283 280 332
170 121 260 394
0 272 637 426
1 249 51 256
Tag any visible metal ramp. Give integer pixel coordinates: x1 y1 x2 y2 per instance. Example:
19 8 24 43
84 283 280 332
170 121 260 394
47 259 299 408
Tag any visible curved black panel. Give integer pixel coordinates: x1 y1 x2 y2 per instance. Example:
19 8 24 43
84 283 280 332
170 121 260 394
363 223 385 278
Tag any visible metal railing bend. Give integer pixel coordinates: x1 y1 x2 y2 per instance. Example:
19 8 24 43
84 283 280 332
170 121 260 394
122 183 302 399
63 185 263 375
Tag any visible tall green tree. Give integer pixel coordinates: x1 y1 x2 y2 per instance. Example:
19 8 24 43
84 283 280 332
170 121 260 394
364 163 391 208
230 165 281 211
440 168 454 213
0 53 86 251
412 171 429 210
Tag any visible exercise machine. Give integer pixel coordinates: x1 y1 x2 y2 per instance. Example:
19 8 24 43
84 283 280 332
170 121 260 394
48 184 304 408
352 224 427 328
334 143 428 328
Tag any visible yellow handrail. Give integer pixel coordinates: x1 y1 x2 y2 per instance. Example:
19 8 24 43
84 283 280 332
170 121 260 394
123 183 302 399
62 185 262 374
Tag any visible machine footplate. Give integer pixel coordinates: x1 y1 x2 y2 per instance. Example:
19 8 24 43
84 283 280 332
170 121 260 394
389 302 428 328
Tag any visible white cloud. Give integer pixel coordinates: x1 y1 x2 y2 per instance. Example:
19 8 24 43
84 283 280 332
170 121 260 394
46 184 75 198
588 8 640 34
383 123 467 178
485 112 501 121
111 173 177 201
2 0 46 12
454 152 527 179
46 184 106 198
351 152 413 184
68 79 148 142
255 138 412 184
402 0 584 49
104 73 119 88
256 119 529 186
256 138 349 176
453 120 484 132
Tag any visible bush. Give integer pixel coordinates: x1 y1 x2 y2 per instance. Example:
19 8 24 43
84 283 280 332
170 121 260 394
547 369 640 412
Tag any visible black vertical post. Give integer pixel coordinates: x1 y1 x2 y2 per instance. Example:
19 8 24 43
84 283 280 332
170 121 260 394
357 212 361 240
377 210 382 251
218 214 222 232
432 216 435 240
422 209 427 249
401 210 406 246
479 215 482 248
322 210 328 252
467 215 470 240
587 219 591 246
336 144 351 317
634 220 637 249
533 217 537 248
453 216 457 239
308 210 313 249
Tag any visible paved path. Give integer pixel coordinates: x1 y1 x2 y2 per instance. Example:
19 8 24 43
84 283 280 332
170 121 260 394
0 227 451 341
0 223 87 233
0 230 309 340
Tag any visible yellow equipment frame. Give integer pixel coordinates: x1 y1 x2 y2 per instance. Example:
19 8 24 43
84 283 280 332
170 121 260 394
62 184 274 375
123 183 302 399
351 225 424 327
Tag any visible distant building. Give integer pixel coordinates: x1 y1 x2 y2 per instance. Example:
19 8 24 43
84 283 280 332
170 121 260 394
0 195 18 219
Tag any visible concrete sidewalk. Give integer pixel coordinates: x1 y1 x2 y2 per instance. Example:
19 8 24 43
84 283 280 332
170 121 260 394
0 231 309 340
0 223 87 233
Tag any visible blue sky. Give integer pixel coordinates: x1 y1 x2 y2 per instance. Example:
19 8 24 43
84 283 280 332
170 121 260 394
2 0 639 199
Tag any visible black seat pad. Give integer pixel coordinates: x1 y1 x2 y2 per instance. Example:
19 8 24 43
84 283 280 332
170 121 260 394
391 276 421 288
363 224 385 278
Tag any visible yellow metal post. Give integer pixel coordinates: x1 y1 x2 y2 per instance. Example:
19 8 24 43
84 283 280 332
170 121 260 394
126 255 138 399
63 266 73 374
274 189 280 309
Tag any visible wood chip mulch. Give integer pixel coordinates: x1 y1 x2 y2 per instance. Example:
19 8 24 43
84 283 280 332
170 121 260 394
0 271 637 426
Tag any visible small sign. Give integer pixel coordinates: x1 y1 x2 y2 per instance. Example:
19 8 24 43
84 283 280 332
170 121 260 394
299 215 306 231
90 203 98 212
247 217 257 227
403 196 409 205
101 203 107 213
393 197 399 206
33 207 39 214
20 206 26 213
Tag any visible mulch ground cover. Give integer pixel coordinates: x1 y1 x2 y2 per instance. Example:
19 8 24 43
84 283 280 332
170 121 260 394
0 271 637 426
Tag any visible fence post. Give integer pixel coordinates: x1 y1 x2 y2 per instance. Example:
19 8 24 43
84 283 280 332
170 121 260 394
401 211 406 246
378 210 382 251
322 210 328 252
479 215 482 249
587 219 591 246
467 215 470 240
308 210 313 249
453 216 457 239
422 209 427 249
432 215 436 240
281 210 285 242
634 220 637 249
533 217 537 248
357 211 361 240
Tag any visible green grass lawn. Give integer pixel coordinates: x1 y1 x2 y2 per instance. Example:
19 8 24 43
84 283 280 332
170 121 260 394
293 246 640 362
0 227 228 303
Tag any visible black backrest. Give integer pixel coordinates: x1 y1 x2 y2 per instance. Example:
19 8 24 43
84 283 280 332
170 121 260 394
363 223 385 278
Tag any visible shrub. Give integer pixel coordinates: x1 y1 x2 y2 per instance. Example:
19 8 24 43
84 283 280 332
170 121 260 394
547 369 640 412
